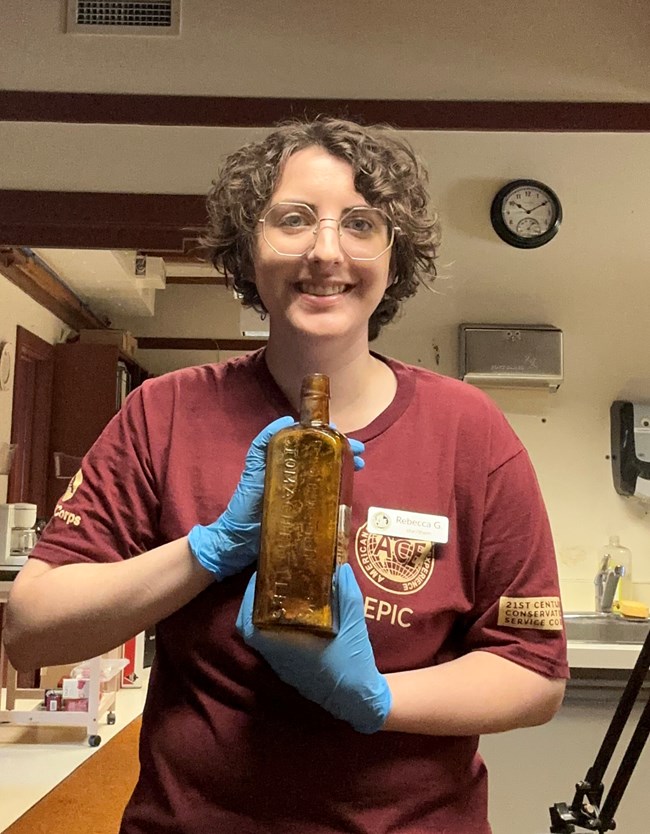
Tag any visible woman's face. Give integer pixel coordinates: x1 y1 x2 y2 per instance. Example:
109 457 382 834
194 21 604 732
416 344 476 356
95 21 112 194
252 146 392 343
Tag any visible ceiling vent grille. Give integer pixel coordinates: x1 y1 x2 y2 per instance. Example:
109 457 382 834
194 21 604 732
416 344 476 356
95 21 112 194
66 1 180 35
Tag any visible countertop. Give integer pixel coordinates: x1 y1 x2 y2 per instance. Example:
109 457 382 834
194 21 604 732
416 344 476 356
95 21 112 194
567 640 644 670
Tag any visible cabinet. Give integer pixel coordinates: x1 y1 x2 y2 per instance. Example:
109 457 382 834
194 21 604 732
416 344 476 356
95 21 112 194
46 342 150 516
480 678 650 833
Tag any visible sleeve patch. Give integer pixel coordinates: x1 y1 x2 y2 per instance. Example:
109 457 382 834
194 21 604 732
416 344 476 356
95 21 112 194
498 596 563 631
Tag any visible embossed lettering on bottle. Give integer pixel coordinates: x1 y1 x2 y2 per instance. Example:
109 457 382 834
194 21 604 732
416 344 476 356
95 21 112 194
253 374 354 635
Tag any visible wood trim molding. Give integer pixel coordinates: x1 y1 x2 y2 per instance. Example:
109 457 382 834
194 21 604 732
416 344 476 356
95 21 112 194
165 275 226 285
137 337 266 352
1 91 650 131
0 247 107 331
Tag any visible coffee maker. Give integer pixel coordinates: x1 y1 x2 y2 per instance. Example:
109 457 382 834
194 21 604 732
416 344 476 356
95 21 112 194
0 502 38 570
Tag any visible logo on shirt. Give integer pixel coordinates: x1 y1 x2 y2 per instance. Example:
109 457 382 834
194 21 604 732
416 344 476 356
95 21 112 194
60 469 83 503
498 596 563 630
52 469 84 527
355 523 435 595
371 510 390 530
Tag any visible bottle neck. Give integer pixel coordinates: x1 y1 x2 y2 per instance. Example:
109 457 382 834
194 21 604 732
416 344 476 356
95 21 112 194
299 374 330 425
300 393 330 425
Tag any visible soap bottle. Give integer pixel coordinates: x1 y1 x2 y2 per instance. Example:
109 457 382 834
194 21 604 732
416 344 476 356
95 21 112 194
253 373 354 636
599 536 633 602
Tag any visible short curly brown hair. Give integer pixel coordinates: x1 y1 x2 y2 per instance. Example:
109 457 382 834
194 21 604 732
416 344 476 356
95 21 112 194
203 117 441 341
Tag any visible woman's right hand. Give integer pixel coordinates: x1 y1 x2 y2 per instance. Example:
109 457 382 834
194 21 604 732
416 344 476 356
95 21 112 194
187 416 365 580
186 416 294 579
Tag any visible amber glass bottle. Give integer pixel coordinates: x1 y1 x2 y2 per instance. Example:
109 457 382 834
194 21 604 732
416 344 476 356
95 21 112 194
253 374 354 636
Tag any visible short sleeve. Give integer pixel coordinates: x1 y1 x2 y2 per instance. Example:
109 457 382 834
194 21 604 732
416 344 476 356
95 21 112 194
30 384 161 567
463 447 569 680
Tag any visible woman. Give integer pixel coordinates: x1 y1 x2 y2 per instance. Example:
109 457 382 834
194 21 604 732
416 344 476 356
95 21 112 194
6 118 568 833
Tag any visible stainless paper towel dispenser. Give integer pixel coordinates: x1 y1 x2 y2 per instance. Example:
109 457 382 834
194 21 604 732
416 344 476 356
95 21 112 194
459 324 563 391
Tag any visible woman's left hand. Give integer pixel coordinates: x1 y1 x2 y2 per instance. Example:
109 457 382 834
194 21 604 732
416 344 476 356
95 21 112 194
236 563 391 733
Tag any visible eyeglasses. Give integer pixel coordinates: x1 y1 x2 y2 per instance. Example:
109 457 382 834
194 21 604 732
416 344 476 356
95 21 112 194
258 202 399 261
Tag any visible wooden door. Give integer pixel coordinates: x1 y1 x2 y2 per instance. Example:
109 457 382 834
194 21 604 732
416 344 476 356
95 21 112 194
7 326 54 516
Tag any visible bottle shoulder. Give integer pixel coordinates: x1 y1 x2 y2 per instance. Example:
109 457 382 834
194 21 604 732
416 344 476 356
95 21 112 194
266 424 352 467
271 423 348 445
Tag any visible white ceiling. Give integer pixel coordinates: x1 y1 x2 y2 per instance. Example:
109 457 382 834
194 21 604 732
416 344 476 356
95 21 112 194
31 248 222 323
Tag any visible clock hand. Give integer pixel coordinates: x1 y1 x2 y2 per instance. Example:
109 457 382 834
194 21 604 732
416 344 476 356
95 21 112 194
528 201 548 212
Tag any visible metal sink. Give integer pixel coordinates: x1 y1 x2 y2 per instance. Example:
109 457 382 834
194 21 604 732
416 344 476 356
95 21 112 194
564 612 650 644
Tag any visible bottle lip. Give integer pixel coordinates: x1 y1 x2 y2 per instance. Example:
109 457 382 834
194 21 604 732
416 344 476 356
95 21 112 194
301 373 330 398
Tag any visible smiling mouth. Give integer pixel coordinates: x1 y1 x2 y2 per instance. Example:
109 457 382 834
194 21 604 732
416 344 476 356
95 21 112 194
296 282 352 297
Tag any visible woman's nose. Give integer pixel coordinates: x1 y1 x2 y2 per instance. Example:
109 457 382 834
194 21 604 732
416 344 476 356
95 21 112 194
308 219 344 263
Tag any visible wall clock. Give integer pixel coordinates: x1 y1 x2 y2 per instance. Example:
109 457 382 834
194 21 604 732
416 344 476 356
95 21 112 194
0 342 12 391
490 179 562 249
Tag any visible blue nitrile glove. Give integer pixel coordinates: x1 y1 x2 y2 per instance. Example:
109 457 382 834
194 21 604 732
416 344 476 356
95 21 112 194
347 436 365 471
187 416 294 579
236 563 391 733
330 423 365 471
188 419 365 579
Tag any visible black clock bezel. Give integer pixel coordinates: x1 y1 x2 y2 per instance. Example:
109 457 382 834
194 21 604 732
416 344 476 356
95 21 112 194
490 179 562 249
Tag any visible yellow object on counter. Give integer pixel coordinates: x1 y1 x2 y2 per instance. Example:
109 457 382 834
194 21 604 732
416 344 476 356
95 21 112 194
613 599 650 619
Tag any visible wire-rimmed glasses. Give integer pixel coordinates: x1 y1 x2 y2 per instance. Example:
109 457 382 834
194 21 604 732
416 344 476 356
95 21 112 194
258 202 399 261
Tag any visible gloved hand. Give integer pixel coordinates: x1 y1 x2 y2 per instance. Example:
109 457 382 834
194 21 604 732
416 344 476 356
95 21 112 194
332 426 365 471
188 418 365 579
236 563 391 733
187 416 293 579
347 436 365 470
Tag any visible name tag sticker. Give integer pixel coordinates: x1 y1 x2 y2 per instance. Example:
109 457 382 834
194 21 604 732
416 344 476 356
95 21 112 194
367 507 449 543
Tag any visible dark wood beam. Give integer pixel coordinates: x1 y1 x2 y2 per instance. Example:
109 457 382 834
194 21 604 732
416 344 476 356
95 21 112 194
0 191 206 251
0 247 108 331
137 337 266 352
1 92 650 131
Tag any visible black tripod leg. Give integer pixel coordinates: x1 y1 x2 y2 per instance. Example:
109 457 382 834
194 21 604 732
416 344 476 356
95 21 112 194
598 692 650 832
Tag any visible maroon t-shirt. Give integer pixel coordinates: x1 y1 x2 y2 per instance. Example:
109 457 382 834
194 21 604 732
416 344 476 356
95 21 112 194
32 350 568 834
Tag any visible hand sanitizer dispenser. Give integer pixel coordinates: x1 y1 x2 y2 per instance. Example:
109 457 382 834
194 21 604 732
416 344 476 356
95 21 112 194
610 400 650 500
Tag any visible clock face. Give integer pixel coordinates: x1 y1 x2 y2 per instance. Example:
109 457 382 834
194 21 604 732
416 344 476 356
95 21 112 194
491 180 562 249
501 184 557 237
0 342 11 391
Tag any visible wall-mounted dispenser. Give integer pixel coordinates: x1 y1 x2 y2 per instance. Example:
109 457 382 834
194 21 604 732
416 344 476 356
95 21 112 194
610 400 650 500
459 324 563 391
